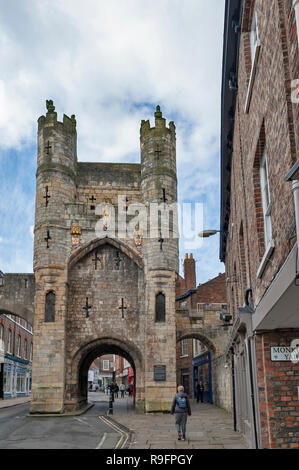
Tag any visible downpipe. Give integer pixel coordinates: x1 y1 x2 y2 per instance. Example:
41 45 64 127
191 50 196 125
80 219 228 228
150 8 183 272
247 338 259 449
230 347 237 432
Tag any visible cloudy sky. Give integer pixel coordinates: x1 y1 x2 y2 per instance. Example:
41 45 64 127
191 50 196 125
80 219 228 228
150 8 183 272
0 0 225 284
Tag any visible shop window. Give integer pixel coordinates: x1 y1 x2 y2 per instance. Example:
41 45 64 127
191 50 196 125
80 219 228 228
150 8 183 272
16 374 26 394
3 366 11 393
155 293 166 323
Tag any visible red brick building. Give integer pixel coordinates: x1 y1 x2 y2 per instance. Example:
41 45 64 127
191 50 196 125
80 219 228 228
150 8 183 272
176 254 227 400
221 0 299 449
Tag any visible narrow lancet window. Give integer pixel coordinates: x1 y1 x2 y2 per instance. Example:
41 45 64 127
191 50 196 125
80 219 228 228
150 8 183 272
45 291 55 322
155 293 166 323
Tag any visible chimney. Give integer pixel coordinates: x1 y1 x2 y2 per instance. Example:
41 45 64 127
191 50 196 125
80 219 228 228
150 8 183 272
184 253 196 290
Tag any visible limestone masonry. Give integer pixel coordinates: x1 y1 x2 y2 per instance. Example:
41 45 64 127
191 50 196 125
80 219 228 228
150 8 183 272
31 102 179 413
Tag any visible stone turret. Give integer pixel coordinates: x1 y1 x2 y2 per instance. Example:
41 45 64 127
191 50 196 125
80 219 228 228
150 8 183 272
34 100 77 270
140 105 178 273
140 106 178 412
31 100 77 414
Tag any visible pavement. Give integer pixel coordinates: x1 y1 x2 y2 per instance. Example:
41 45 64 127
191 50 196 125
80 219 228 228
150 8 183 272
90 393 248 449
0 396 31 409
0 393 248 449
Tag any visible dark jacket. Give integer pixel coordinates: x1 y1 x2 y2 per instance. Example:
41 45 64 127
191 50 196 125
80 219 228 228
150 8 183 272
196 383 204 392
171 392 191 415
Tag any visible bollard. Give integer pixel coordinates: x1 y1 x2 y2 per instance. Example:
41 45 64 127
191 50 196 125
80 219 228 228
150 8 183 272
108 392 113 415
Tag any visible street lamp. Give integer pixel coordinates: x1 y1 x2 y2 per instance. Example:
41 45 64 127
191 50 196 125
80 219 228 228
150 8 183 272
198 230 220 238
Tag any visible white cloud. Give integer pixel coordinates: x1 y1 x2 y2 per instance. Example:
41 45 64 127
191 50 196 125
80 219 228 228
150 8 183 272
0 0 225 282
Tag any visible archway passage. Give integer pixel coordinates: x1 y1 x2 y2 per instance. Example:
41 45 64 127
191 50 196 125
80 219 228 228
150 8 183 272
176 333 217 405
65 336 144 413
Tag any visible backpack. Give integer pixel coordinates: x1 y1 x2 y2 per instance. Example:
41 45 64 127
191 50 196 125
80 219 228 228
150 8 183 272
177 395 187 409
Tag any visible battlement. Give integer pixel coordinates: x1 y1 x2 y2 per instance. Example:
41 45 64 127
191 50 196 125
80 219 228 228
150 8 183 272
77 162 141 188
140 105 176 138
37 100 76 135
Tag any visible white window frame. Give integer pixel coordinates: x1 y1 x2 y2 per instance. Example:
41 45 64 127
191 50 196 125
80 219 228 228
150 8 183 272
0 324 3 341
193 339 201 357
103 360 110 371
181 339 188 357
244 2 261 113
7 329 12 354
16 335 21 357
256 149 275 278
260 149 272 246
24 338 28 359
250 3 259 62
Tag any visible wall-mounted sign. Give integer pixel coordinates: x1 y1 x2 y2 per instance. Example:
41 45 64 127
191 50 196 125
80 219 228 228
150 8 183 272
271 346 299 362
154 365 166 381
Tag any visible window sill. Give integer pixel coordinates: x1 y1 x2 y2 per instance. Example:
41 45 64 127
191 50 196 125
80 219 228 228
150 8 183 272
180 355 189 358
256 240 275 279
244 42 261 114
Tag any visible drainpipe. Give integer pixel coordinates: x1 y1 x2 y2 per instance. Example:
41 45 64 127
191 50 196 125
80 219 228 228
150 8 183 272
247 338 259 449
294 0 299 49
230 347 237 432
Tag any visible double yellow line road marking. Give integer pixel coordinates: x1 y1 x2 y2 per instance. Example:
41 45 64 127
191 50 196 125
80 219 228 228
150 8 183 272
99 415 130 449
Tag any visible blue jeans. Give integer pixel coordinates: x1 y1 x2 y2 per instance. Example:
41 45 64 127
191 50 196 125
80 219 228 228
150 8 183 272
175 413 187 436
121 390 125 398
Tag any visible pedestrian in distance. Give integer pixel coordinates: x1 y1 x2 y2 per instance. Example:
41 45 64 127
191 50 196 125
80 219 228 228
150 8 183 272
171 385 191 441
196 381 204 403
128 383 133 397
120 383 126 398
114 383 119 398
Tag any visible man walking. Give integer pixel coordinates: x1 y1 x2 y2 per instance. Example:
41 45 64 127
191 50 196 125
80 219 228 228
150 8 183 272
171 385 191 441
196 381 204 403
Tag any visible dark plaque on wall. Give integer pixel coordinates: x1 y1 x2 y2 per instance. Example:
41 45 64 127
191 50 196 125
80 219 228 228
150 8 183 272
154 365 166 381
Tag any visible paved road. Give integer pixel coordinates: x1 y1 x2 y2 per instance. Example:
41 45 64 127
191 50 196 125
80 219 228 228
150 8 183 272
0 396 130 449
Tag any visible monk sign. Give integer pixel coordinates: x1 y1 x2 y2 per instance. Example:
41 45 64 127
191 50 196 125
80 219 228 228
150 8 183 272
271 346 299 362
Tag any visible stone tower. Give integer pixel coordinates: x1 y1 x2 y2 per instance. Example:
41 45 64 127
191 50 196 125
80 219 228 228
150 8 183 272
140 106 179 411
32 101 77 413
31 102 178 414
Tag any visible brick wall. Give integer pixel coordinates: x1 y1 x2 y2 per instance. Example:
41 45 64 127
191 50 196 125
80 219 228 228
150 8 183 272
226 0 299 317
256 330 299 449
223 0 299 448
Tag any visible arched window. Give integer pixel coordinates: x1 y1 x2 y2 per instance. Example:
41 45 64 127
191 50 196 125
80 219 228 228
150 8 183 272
45 291 55 322
155 293 165 323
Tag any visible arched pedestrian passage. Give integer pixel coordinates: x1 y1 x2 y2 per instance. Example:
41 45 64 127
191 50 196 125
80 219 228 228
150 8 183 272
65 336 144 413
176 332 217 404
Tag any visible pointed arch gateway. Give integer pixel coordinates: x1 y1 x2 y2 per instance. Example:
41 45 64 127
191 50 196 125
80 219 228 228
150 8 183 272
65 237 146 412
